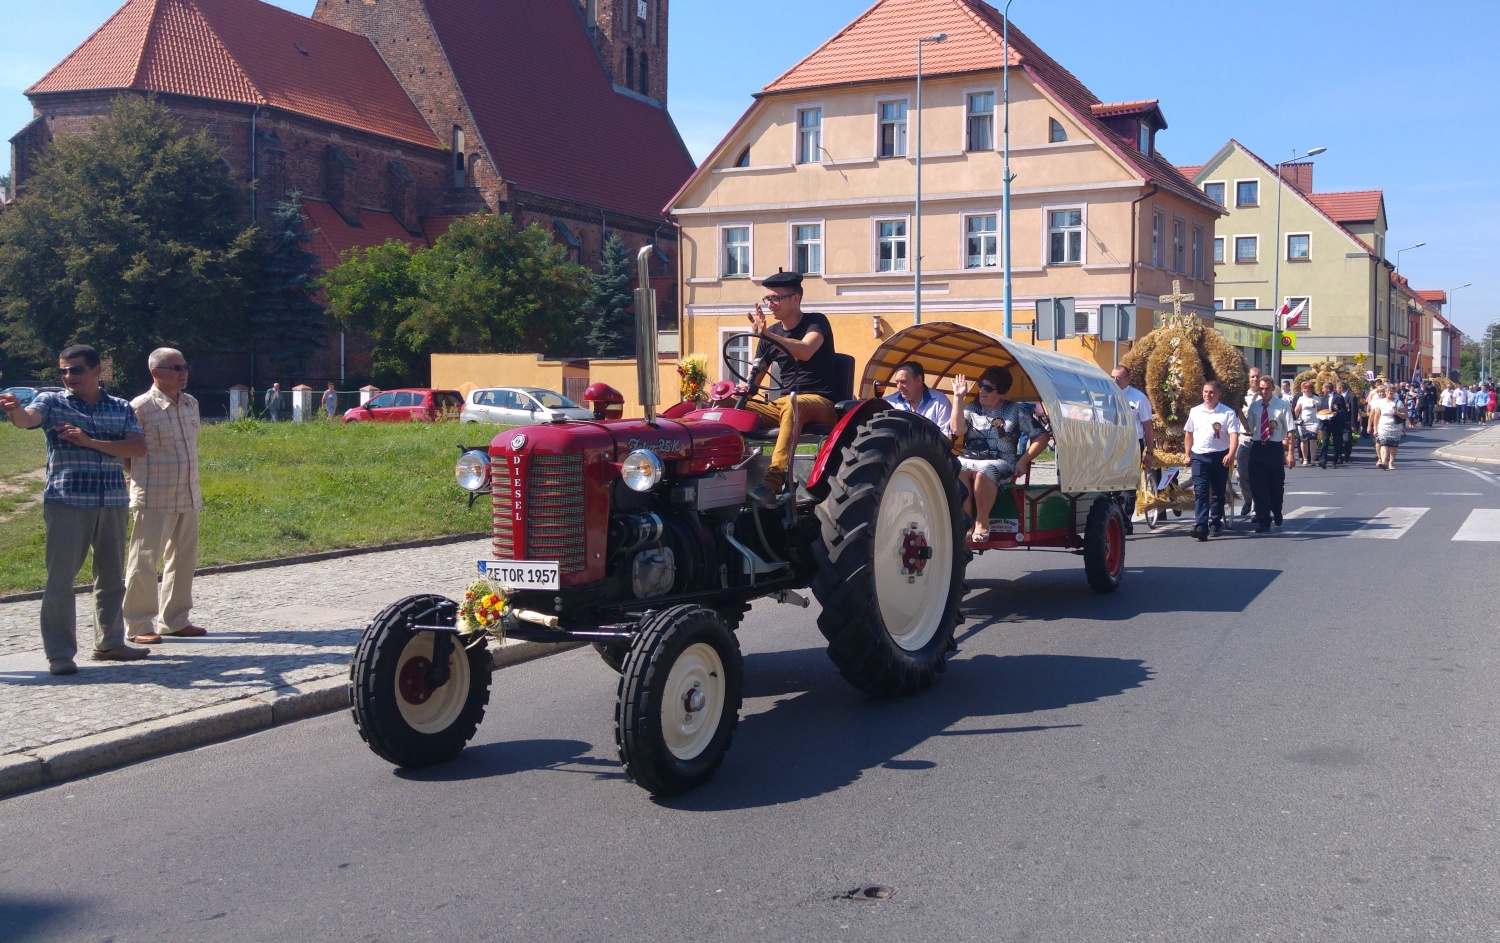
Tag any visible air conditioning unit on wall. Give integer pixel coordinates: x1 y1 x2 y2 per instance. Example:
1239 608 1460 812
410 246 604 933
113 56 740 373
1074 308 1100 336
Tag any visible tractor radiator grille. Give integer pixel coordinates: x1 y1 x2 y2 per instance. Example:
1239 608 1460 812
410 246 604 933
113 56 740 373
492 454 587 574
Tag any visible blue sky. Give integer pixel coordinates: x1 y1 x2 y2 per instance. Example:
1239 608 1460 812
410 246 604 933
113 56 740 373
3 0 1496 337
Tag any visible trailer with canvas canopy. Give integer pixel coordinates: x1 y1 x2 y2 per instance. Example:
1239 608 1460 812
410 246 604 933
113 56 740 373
863 321 1139 592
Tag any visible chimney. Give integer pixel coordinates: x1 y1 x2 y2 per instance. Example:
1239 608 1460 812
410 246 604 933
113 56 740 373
1279 161 1313 193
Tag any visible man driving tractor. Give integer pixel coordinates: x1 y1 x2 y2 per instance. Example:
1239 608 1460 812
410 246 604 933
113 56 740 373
741 270 840 508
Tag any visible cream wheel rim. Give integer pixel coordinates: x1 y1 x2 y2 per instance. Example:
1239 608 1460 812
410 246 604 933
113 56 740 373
661 641 726 760
394 632 471 734
874 457 953 651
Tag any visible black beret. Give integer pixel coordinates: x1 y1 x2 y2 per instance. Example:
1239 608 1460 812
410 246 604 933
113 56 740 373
760 270 803 291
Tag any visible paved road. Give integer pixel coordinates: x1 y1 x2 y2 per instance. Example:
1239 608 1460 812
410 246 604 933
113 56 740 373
2 426 1497 942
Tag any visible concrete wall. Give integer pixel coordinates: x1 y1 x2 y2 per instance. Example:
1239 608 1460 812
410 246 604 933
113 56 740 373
431 353 679 419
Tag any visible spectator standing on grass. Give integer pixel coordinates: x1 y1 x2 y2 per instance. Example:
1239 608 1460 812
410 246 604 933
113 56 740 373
122 348 208 645
1183 380 1240 541
0 344 149 675
323 381 338 419
265 382 283 422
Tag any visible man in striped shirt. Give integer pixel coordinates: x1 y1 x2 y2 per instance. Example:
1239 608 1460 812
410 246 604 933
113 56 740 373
123 348 208 645
0 344 148 675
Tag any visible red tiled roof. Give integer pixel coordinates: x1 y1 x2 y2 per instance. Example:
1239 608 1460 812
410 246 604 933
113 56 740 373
1176 164 1203 181
1090 99 1160 118
751 0 1217 214
421 216 460 245
1415 289 1446 305
1306 190 1384 223
299 199 426 271
28 0 437 149
421 0 694 222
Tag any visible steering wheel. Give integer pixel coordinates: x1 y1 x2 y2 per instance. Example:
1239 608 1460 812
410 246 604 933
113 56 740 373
722 331 799 407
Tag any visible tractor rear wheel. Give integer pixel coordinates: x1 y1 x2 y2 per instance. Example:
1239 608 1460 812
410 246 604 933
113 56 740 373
811 412 967 697
349 594 492 767
615 606 743 796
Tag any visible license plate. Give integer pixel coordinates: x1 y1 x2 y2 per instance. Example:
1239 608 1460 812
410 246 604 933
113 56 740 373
478 559 560 591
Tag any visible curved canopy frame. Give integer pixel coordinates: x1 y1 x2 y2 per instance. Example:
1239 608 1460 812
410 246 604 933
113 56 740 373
863 322 1139 493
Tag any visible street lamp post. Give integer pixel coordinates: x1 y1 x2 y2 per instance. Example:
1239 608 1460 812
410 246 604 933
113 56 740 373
1447 282 1472 380
1393 242 1425 381
913 32 947 325
1271 146 1325 386
1001 0 1016 339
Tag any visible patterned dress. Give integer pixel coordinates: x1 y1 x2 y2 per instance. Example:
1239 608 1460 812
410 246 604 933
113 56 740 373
959 400 1041 485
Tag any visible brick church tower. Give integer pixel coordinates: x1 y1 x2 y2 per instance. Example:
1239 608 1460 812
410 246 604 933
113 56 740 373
580 0 670 105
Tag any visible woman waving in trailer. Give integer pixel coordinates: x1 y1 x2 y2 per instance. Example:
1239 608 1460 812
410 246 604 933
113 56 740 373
951 366 1051 542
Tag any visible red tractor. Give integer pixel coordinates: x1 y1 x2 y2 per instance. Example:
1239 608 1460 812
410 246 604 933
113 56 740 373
349 249 968 795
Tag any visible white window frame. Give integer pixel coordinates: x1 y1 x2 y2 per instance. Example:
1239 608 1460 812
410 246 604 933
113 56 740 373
1213 299 1225 311
872 215 910 273
795 104 823 165
1150 210 1165 268
789 218 824 275
875 95 909 159
962 211 999 269
964 86 997 152
1192 223 1205 279
1285 231 1311 261
1284 295 1312 331
1233 234 1259 264
1233 178 1260 208
1202 180 1226 207
719 222 753 279
1232 297 1258 311
1172 215 1187 274
719 326 755 386
1044 203 1086 266
1213 235 1225 264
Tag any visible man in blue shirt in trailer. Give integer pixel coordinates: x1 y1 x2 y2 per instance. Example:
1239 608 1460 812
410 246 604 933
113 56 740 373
0 344 150 676
884 360 953 436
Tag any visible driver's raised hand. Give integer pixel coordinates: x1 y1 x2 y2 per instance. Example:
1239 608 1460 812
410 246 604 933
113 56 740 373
747 304 767 335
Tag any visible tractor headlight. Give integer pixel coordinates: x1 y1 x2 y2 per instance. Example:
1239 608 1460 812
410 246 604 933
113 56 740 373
621 449 664 492
454 449 491 492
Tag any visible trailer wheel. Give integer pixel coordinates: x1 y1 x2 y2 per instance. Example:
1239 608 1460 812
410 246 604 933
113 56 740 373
615 606 743 796
1083 496 1126 594
349 594 492 768
811 412 967 697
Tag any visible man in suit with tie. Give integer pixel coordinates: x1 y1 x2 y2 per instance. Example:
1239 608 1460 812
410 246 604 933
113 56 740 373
1245 375 1295 532
1318 382 1346 468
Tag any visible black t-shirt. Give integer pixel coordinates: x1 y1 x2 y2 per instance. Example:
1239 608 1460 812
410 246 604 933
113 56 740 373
757 311 838 398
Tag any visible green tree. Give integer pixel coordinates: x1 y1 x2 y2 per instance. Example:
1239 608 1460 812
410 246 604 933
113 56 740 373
586 233 636 358
322 213 589 386
320 240 424 386
250 195 327 374
0 95 258 393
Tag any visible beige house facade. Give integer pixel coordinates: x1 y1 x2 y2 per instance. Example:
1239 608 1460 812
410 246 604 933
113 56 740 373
1187 140 1437 382
666 0 1221 387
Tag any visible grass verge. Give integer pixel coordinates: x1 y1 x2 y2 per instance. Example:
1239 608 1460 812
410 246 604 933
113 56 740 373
0 419 493 595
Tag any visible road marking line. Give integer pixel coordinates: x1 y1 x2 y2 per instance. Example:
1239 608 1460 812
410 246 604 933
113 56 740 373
1438 461 1500 486
1349 507 1428 540
1452 509 1500 542
1431 492 1482 496
1287 491 1331 495
1282 506 1339 532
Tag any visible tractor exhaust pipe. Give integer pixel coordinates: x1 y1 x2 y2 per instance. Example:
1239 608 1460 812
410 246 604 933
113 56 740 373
634 245 661 422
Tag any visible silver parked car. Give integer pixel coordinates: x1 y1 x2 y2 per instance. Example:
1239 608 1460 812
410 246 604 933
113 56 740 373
459 387 594 425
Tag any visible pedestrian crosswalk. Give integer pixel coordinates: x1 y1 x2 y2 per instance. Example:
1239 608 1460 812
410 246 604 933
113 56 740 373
1210 506 1500 541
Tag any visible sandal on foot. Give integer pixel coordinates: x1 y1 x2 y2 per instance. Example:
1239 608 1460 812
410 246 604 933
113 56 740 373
971 523 991 542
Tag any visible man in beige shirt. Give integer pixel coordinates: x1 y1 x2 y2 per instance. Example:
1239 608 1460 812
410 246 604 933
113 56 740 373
123 348 207 643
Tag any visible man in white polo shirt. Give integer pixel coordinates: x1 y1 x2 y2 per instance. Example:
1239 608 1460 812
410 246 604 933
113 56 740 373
1110 366 1153 535
1183 380 1240 541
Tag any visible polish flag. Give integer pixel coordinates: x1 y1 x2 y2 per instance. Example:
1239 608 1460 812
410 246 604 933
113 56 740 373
1279 299 1307 326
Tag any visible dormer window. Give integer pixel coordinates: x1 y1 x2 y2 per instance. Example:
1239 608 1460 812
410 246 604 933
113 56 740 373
1137 122 1153 157
1049 118 1066 143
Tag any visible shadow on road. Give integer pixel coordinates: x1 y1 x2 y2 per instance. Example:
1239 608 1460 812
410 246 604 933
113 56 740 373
667 649 1151 811
0 893 85 943
960 565 1280 628
394 738 623 783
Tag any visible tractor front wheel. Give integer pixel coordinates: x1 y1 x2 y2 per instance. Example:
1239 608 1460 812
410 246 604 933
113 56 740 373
349 594 492 767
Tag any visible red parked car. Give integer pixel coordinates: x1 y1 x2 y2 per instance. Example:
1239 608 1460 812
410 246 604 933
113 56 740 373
342 388 464 423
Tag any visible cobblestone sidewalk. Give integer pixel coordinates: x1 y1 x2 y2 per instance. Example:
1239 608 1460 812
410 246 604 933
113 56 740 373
0 538 519 793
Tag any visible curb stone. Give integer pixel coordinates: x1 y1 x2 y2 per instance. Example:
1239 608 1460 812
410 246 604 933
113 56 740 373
0 637 583 799
1432 425 1500 466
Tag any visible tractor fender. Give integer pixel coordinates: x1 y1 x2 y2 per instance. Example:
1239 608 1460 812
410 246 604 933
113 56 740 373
804 398 895 499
